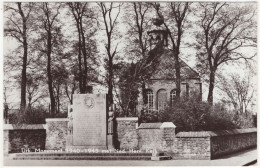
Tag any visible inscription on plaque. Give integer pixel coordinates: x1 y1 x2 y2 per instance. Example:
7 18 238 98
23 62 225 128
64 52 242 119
72 94 107 146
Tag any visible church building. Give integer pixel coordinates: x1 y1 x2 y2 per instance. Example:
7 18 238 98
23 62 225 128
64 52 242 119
137 8 202 113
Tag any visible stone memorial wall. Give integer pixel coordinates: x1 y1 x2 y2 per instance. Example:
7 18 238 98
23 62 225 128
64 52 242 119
72 94 107 148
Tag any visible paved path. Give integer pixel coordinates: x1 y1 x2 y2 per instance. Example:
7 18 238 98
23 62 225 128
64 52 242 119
3 148 257 166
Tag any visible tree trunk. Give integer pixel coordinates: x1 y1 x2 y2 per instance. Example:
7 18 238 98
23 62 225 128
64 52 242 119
47 31 56 115
20 37 28 112
76 22 83 93
141 81 147 104
108 59 113 106
28 94 32 110
57 85 60 113
174 51 181 100
19 2 28 113
207 70 216 105
80 22 87 93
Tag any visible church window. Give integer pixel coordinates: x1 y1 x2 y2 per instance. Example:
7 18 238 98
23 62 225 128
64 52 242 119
156 35 161 40
157 89 167 111
147 90 153 112
170 89 177 104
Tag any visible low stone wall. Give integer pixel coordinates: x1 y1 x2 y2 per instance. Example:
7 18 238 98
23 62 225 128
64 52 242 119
174 132 211 160
45 118 68 150
3 124 46 153
138 122 176 152
174 128 257 160
210 128 257 159
115 117 138 150
3 119 257 160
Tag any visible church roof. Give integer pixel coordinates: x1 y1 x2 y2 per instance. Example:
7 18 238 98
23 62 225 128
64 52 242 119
149 49 200 80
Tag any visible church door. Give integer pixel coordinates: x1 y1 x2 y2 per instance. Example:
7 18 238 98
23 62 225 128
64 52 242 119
157 89 167 111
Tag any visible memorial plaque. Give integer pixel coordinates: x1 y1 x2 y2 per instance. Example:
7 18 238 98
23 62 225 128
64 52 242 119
72 94 107 147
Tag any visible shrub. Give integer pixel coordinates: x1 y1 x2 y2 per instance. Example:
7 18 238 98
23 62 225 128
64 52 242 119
8 113 19 124
21 106 48 124
139 108 159 123
207 103 237 130
252 114 257 127
158 98 254 132
8 105 67 124
46 112 67 118
232 111 254 128
159 98 211 131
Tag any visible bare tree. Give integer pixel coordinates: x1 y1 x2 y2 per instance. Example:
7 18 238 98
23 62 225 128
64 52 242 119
3 84 9 123
114 2 151 115
131 2 150 56
195 2 256 104
37 2 62 115
4 2 34 113
67 2 98 94
98 2 122 106
52 65 69 113
130 2 151 105
65 77 76 105
26 73 47 109
219 73 255 115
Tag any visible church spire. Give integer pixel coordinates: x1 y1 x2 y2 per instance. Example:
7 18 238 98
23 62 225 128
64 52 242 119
147 4 169 51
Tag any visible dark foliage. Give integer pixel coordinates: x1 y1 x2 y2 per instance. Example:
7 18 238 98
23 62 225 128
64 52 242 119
8 106 67 124
139 108 159 123
117 63 140 117
9 130 46 153
159 99 213 131
253 114 257 127
140 97 255 131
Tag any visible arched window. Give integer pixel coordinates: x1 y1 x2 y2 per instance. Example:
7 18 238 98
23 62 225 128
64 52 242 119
146 90 153 112
170 89 177 104
157 89 167 111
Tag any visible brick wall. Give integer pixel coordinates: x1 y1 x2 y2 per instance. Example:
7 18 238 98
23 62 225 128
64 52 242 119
174 128 257 160
174 136 211 160
115 117 139 150
3 124 46 153
210 128 257 159
138 128 162 150
138 122 176 152
45 118 68 150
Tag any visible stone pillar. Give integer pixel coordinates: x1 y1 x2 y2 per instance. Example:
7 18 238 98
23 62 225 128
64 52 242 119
3 124 13 156
116 117 139 150
137 122 176 152
45 118 68 150
107 105 115 150
67 105 73 147
160 122 176 152
4 130 9 156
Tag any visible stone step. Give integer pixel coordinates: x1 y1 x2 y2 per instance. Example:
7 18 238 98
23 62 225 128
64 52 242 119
12 151 170 160
13 155 152 160
151 156 172 161
14 152 158 157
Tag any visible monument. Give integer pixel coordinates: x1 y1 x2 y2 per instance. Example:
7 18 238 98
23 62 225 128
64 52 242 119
68 94 108 149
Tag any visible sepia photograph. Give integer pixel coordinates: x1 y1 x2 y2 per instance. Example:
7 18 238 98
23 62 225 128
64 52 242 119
1 0 258 166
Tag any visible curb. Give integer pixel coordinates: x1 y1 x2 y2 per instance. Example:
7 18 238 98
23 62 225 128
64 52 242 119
243 159 257 166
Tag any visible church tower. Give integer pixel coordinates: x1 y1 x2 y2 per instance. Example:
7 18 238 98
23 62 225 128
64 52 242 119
147 4 169 51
